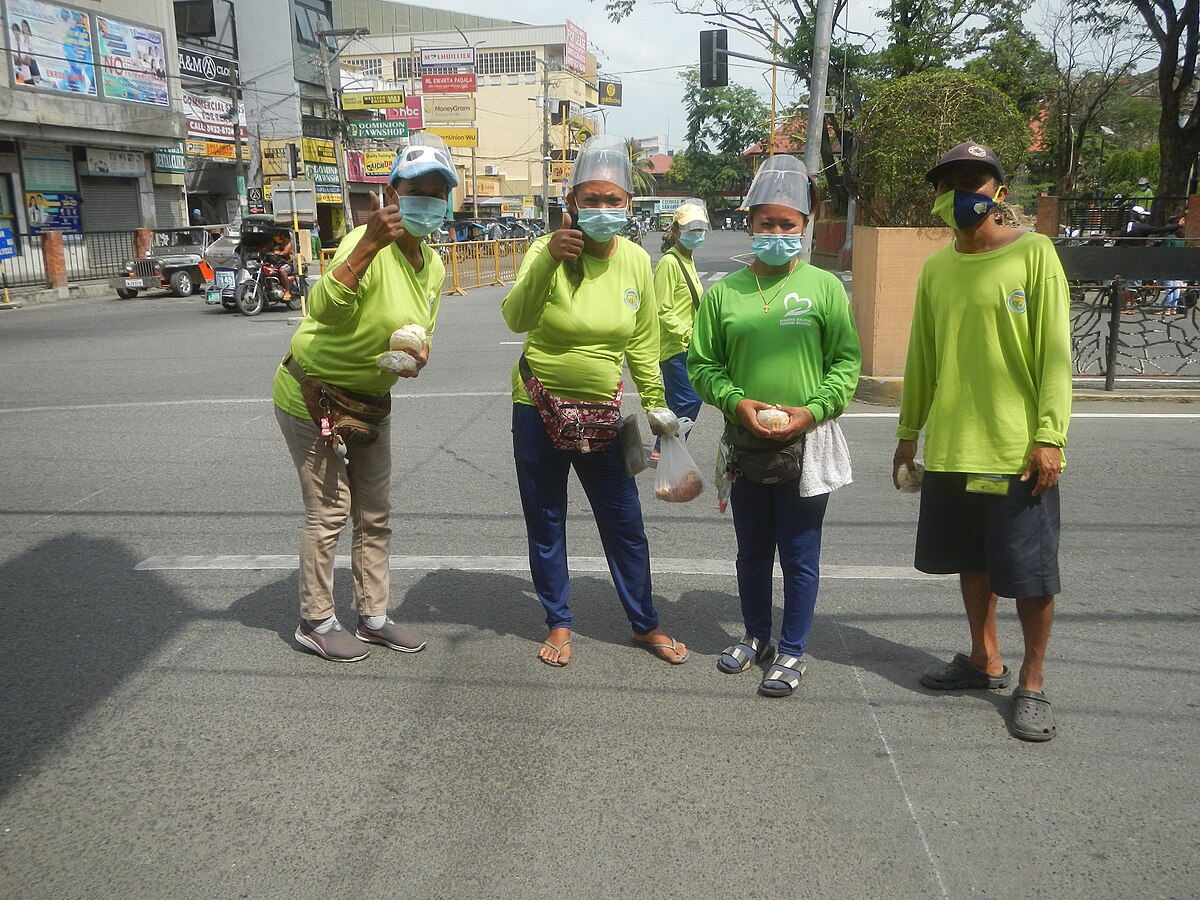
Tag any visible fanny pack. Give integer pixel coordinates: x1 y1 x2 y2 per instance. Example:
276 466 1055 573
519 354 622 453
724 422 805 485
283 353 390 450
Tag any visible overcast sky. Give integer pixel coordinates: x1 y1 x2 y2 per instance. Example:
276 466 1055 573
403 0 887 151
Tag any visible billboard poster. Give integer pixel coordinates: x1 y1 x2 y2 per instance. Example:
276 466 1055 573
24 191 81 233
6 0 96 95
385 101 424 129
421 73 475 95
564 20 588 73
345 150 392 184
598 77 623 107
183 90 247 142
96 16 169 105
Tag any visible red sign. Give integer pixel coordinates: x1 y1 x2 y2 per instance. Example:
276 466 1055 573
384 101 424 129
422 73 476 94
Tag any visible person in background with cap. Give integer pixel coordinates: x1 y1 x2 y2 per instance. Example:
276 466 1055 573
273 135 457 662
1132 176 1155 211
892 141 1072 741
1117 204 1182 311
688 155 861 697
651 198 710 460
501 133 687 668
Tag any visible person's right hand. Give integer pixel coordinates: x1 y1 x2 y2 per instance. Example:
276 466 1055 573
547 211 584 262
734 398 779 439
892 439 918 490
361 191 406 253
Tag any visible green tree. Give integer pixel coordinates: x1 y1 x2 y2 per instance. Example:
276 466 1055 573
878 0 1033 77
626 138 657 195
856 70 1029 225
963 25 1057 120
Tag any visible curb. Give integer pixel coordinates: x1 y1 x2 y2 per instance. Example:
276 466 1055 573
856 376 1200 407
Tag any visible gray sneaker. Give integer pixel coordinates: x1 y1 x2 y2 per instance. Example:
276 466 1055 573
355 616 426 652
295 618 371 662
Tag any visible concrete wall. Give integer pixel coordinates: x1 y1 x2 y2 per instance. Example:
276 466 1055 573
851 226 950 377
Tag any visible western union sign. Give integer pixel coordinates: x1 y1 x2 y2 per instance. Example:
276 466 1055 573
426 127 478 148
342 91 407 110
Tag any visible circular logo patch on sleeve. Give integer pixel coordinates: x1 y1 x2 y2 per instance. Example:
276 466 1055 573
624 288 640 310
1006 289 1027 314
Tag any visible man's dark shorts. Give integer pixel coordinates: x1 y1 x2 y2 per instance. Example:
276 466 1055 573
915 471 1061 598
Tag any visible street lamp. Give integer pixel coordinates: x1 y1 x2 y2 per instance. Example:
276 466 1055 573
1099 125 1115 196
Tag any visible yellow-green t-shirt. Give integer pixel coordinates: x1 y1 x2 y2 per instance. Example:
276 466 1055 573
271 226 444 419
654 246 702 360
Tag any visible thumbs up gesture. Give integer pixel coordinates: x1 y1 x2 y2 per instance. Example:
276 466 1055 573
548 210 584 262
362 189 406 253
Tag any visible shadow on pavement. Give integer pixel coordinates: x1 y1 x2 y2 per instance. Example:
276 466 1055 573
0 534 191 802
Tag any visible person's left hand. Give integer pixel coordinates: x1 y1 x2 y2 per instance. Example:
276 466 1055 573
1020 442 1062 496
767 405 815 442
395 345 429 378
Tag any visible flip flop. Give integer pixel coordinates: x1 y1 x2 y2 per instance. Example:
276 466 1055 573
920 652 1014 690
633 635 688 664
717 635 773 674
539 636 572 667
1010 688 1057 742
759 653 806 697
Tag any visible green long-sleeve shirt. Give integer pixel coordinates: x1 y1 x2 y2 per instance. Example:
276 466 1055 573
501 234 665 410
654 247 701 360
896 231 1072 473
687 262 862 424
271 226 444 419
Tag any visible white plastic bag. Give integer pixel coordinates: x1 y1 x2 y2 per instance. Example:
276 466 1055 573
654 417 704 502
715 431 733 514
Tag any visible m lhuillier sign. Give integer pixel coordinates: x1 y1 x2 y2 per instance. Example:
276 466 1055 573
178 47 236 88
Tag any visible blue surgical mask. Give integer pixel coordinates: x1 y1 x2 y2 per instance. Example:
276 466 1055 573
932 189 998 230
751 234 803 266
575 208 627 241
678 231 705 250
400 195 447 236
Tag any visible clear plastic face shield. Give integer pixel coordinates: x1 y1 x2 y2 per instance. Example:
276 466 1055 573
744 155 812 217
567 134 634 196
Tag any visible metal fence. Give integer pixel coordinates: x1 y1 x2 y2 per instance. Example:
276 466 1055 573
313 238 530 297
0 230 138 289
1063 196 1190 237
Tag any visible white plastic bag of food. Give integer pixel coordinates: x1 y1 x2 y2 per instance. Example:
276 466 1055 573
896 460 925 493
654 418 704 502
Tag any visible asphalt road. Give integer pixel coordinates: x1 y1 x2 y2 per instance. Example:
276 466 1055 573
1 235 1198 899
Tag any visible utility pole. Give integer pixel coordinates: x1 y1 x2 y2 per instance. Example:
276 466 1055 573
541 58 552 230
802 0 835 261
318 28 367 235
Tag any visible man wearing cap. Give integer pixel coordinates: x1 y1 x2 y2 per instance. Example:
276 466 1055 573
274 135 457 662
892 141 1073 741
1132 176 1155 211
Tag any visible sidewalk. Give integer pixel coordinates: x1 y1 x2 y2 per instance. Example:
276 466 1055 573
857 374 1200 405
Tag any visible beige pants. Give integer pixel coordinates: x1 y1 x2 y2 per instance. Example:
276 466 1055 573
275 407 392 622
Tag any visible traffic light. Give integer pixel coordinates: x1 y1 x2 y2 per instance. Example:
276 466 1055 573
700 29 728 89
285 143 301 179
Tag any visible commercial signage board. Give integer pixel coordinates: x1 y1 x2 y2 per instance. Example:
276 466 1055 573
187 139 234 160
85 147 146 177
385 102 424 129
421 47 475 68
305 162 340 186
564 20 588 73
7 0 97 96
153 143 187 174
549 161 574 182
598 77 622 107
342 91 406 110
421 73 475 95
183 90 247 142
345 120 409 139
0 227 16 260
24 191 81 233
178 46 235 86
424 96 475 123
96 16 169 106
21 141 76 192
425 127 477 148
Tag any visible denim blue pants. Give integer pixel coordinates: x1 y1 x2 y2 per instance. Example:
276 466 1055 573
730 477 829 657
512 403 660 635
659 352 703 423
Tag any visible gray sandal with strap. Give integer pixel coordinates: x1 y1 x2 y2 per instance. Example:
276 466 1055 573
717 635 773 674
759 652 806 697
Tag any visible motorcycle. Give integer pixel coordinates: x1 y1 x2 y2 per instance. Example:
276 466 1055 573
620 218 643 245
232 215 305 317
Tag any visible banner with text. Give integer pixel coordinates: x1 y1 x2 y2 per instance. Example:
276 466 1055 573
342 90 406 110
424 96 475 123
426 127 478 148
421 73 475 95
183 90 247 142
96 16 168 106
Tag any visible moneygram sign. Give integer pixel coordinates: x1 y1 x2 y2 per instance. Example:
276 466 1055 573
178 47 236 87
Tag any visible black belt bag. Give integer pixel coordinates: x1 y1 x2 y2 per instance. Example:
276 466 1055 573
724 423 805 485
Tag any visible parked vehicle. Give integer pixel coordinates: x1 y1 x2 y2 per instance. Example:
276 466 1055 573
111 227 223 299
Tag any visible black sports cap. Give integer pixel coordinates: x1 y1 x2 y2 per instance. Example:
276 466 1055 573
925 141 1006 185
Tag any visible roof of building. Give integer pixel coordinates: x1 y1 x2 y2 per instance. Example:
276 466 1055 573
335 0 517 34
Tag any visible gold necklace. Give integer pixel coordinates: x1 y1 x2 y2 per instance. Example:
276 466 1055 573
753 266 795 312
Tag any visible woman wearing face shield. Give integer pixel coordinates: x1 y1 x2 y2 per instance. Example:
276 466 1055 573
501 134 687 668
273 135 456 662
651 199 710 459
688 155 862 696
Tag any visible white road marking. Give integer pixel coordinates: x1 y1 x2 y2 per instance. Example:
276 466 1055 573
135 554 948 580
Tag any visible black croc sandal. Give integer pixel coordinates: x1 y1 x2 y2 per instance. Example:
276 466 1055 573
717 635 773 674
759 653 806 697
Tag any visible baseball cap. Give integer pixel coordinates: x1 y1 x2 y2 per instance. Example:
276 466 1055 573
744 155 812 215
1137 176 1150 186
388 133 459 189
925 141 1006 185
1131 205 1149 217
673 198 710 231
568 134 633 194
